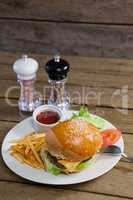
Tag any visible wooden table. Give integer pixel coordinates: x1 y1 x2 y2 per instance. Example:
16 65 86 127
0 51 133 200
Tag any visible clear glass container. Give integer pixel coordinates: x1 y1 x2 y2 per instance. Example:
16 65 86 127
18 78 42 112
45 55 70 110
13 55 43 112
48 78 70 110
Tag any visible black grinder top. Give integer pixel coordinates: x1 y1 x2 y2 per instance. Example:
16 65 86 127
45 55 70 81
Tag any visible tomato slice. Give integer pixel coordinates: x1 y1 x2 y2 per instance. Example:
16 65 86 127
101 129 121 146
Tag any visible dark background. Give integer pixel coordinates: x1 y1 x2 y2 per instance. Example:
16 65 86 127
1 0 133 58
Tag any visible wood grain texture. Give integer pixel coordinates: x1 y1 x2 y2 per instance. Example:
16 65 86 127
1 1 133 58
0 121 133 198
1 52 133 111
0 181 130 200
0 52 133 199
1 20 133 57
0 98 133 133
1 79 133 112
0 52 133 133
0 0 133 25
1 51 133 67
1 52 133 88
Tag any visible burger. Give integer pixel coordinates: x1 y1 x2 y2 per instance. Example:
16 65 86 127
40 118 103 175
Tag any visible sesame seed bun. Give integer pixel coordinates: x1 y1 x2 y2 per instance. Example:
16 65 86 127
45 118 103 162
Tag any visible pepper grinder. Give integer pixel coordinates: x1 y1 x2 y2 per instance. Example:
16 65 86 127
45 55 70 110
13 55 42 112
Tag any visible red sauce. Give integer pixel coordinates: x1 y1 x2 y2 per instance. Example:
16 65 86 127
36 110 60 125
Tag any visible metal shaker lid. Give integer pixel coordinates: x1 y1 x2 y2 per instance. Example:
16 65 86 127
45 55 70 81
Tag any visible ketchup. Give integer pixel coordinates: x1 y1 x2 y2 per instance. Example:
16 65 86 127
36 110 60 124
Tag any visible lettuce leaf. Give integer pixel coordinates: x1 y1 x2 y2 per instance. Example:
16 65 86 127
42 151 61 176
88 116 105 130
41 151 92 174
76 159 91 170
71 106 105 130
72 106 90 119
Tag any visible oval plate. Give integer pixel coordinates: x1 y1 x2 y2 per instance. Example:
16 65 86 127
1 110 124 185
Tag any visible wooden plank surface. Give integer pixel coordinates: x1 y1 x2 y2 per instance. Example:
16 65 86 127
0 52 133 199
1 20 133 57
1 60 133 88
0 98 133 133
0 181 130 200
1 79 133 111
0 52 133 132
0 0 133 25
1 53 133 113
0 121 133 198
1 1 133 58
0 51 133 75
1 52 133 89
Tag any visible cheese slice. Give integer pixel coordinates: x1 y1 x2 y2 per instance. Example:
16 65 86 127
58 160 80 172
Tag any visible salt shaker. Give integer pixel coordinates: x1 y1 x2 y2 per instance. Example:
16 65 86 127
13 55 42 112
45 55 70 110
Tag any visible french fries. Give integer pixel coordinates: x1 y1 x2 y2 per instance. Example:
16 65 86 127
9 132 45 169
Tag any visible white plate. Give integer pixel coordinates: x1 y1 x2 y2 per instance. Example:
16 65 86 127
1 110 124 185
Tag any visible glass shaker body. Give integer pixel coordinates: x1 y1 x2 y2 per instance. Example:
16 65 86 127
48 78 70 110
45 55 70 110
13 55 43 112
18 77 42 112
